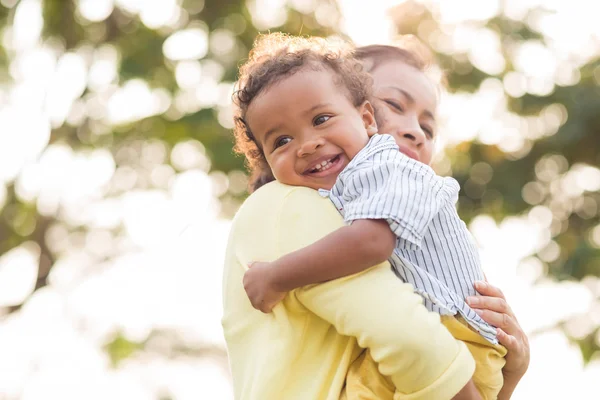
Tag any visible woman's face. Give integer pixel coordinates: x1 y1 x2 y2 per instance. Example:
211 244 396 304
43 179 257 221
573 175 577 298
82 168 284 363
369 61 438 165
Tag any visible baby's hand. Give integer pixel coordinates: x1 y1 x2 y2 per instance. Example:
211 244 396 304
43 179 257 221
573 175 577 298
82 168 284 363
243 262 287 313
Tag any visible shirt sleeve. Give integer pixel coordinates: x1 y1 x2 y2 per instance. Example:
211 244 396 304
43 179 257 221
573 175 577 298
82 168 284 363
275 187 475 400
340 150 459 250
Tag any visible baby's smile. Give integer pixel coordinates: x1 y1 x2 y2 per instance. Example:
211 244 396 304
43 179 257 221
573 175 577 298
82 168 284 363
306 155 342 174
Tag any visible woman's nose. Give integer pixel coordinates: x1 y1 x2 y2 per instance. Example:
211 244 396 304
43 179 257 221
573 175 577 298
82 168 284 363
398 122 426 145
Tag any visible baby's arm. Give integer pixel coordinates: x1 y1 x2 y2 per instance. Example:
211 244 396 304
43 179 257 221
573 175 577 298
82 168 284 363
272 219 396 289
243 219 396 312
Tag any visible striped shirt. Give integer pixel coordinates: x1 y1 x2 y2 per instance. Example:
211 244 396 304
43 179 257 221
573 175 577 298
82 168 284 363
318 134 498 344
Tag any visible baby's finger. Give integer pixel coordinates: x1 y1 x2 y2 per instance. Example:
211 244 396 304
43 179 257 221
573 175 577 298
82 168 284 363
250 299 262 311
474 281 506 300
243 276 251 292
260 301 274 313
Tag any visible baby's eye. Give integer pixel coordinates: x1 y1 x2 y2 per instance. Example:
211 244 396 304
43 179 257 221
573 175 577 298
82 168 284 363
314 115 331 126
274 136 292 149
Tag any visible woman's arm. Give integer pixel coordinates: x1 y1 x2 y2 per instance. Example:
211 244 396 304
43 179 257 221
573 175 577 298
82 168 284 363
277 186 478 399
466 281 530 399
243 219 396 312
452 380 482 400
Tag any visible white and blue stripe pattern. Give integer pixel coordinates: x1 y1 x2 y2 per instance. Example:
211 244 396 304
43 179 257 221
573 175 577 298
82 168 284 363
319 134 498 344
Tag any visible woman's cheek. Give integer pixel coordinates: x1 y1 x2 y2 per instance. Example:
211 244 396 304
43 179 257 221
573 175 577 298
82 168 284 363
378 112 403 134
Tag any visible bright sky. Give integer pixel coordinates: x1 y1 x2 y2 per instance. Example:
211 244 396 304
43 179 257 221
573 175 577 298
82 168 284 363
0 0 599 399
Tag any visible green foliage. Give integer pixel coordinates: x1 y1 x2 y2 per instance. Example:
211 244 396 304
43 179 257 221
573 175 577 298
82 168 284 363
1 0 599 364
0 0 341 366
105 333 144 367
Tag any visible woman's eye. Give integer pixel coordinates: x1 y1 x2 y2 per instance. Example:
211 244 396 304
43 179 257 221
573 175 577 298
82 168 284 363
422 126 434 138
385 100 403 112
314 115 331 126
274 137 291 149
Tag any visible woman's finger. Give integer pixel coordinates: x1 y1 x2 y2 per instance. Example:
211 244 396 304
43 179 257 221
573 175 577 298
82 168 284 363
466 295 513 316
474 281 506 300
473 308 518 333
496 328 518 352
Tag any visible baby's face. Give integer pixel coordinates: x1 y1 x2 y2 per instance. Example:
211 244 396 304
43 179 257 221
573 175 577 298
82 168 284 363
369 61 438 165
245 67 376 190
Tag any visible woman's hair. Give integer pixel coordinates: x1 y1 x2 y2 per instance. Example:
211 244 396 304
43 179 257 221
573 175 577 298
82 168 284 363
232 32 372 193
354 35 446 85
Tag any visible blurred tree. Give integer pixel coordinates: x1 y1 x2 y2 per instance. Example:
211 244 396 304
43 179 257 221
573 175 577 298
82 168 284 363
0 0 339 293
0 0 340 363
0 0 599 368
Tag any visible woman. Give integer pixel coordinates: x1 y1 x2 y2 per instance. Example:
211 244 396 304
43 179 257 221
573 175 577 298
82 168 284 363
225 35 529 399
345 42 530 399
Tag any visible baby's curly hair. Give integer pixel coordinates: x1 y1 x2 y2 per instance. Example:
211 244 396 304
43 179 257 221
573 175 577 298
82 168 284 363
232 33 372 192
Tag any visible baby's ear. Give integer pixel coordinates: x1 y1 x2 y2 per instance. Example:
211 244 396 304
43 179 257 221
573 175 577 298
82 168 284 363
360 100 378 137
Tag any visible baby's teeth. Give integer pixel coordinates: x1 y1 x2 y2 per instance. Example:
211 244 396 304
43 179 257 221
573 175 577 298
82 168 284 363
312 158 335 173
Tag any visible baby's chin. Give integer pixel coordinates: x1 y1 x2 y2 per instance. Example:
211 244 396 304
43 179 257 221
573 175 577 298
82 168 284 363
283 176 336 191
304 179 336 191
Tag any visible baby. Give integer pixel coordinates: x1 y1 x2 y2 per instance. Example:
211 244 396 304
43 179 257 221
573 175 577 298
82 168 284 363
233 33 505 399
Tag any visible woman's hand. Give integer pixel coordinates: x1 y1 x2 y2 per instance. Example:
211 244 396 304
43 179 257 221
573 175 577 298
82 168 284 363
466 281 530 396
243 262 287 313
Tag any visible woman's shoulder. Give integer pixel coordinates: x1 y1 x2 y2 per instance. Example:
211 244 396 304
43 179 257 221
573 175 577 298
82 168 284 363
251 180 319 198
233 181 342 233
241 181 330 213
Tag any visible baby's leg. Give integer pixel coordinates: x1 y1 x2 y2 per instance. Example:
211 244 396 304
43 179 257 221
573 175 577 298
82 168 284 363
441 315 507 400
341 349 394 400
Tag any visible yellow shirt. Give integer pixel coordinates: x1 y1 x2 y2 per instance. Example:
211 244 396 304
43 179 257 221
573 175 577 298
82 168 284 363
221 182 475 400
